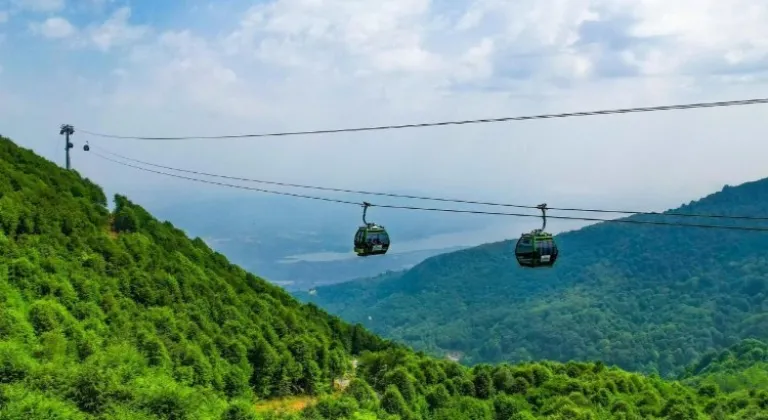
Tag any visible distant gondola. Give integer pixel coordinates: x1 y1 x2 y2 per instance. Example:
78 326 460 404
514 203 558 268
354 202 390 257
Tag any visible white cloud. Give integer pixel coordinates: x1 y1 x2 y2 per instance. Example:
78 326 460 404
222 0 446 75
29 7 148 50
85 7 149 51
86 0 113 9
30 16 75 38
608 0 768 76
0 11 9 23
14 0 64 13
5 0 768 225
454 38 495 82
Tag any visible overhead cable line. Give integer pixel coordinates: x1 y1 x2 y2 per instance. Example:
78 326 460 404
87 150 768 233
76 97 768 141
89 144 768 222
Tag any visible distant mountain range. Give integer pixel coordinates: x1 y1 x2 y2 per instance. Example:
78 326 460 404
5 134 768 419
298 177 768 377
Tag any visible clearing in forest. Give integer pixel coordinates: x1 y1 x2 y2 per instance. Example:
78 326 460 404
253 396 317 414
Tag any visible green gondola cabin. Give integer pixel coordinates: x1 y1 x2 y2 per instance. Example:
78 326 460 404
514 231 558 268
354 224 390 256
514 203 559 268
354 202 390 257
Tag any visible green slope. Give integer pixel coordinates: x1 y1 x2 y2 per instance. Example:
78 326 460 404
302 177 768 377
1 135 767 419
0 136 390 418
681 339 768 394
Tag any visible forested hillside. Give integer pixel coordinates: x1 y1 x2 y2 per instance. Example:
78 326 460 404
3 135 768 419
0 136 390 418
681 339 768 394
302 177 768 377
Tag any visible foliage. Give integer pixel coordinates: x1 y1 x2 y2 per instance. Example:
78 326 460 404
303 178 768 377
680 339 768 393
2 136 767 419
0 137 388 418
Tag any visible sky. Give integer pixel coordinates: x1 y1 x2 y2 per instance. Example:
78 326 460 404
2 0 768 232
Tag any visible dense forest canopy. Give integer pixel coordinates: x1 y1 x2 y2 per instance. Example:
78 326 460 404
301 175 768 377
680 339 768 394
1 135 768 419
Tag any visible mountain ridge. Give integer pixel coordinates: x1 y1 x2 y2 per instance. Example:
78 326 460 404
3 135 768 419
302 176 768 376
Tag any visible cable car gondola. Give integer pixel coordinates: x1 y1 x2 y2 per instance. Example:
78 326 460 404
515 203 558 268
354 202 390 257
